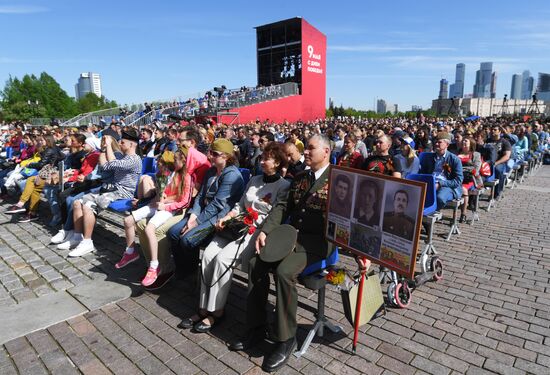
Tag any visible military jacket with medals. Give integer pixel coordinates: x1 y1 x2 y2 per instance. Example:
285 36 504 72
261 167 332 260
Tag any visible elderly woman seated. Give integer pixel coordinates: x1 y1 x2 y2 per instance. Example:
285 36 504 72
179 142 290 333
167 139 245 280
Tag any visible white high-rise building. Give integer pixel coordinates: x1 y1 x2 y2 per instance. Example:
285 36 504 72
75 72 102 100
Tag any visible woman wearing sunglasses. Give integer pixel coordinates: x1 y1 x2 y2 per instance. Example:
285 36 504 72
167 139 245 279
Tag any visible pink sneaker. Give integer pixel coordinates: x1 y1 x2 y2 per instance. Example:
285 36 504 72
115 252 140 269
141 267 159 287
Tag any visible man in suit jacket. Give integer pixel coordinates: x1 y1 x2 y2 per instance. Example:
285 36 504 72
229 134 332 373
419 132 463 210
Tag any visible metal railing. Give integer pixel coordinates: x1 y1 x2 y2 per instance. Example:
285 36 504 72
219 82 298 109
61 107 123 127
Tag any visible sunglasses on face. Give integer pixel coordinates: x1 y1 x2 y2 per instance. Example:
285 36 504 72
209 150 224 158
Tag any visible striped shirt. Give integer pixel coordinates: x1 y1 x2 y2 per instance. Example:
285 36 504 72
101 154 141 198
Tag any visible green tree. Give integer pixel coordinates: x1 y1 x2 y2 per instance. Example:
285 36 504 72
0 72 118 121
76 93 117 113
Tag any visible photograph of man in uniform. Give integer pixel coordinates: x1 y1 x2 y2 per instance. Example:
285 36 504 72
383 189 415 241
329 173 353 218
353 178 382 227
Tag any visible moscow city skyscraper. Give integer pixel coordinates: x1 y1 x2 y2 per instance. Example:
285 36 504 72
449 63 465 98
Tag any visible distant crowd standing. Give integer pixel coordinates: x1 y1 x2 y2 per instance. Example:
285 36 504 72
0 114 548 372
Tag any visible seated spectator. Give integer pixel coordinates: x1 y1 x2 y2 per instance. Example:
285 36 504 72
228 135 332 372
486 125 511 200
116 149 194 286
57 129 142 257
361 135 402 178
336 133 364 169
51 131 122 245
282 142 305 180
289 129 304 153
456 137 482 222
418 132 463 210
395 136 420 178
447 131 463 154
251 131 274 176
139 128 155 157
514 126 529 161
180 142 290 333
414 127 433 152
5 135 64 221
167 139 245 276
46 137 101 227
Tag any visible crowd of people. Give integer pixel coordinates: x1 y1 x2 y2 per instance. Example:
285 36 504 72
0 114 548 372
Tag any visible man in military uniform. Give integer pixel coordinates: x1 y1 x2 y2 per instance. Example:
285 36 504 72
228 134 332 373
383 190 415 241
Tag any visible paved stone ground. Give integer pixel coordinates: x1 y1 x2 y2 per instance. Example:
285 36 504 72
0 166 549 374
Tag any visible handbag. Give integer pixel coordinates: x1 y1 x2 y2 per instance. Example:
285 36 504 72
341 271 384 327
20 167 37 178
218 220 248 241
479 161 491 177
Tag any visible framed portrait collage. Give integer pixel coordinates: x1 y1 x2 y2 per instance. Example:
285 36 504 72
325 165 426 279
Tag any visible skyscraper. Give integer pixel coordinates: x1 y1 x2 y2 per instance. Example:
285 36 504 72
449 63 465 98
376 99 387 114
438 79 448 99
490 72 497 99
538 72 550 100
537 72 550 93
521 70 534 100
75 72 102 100
473 62 493 98
510 74 522 99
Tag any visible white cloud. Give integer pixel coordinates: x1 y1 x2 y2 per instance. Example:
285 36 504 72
0 5 48 14
329 45 455 52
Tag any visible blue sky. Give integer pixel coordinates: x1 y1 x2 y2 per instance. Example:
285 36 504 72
1 0 549 111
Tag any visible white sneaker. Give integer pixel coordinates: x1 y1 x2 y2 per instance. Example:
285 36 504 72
68 241 95 257
57 238 81 250
51 230 73 244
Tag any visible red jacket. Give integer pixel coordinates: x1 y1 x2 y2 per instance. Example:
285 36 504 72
67 151 100 182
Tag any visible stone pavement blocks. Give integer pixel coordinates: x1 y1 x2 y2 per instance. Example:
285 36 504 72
165 355 200 375
193 352 229 374
429 350 470 373
78 358 112 375
482 358 524 375
410 355 451 375
376 354 416 375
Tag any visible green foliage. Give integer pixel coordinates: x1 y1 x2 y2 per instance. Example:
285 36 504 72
76 92 118 113
0 72 116 122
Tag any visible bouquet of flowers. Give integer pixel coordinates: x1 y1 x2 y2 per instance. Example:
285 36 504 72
190 207 259 242
222 207 259 238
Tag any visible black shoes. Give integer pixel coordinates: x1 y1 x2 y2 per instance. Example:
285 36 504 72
193 315 224 333
228 326 266 351
178 313 206 329
262 336 297 373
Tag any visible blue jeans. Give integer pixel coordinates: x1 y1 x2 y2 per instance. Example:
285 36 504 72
437 186 458 210
494 163 507 198
167 216 214 274
43 185 60 218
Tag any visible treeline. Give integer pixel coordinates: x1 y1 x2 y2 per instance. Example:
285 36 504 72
0 72 118 122
326 102 436 119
